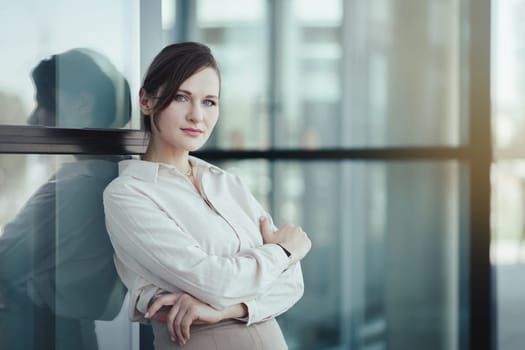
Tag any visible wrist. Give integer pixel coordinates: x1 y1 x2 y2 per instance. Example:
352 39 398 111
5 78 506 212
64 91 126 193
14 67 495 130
220 303 248 320
276 243 292 258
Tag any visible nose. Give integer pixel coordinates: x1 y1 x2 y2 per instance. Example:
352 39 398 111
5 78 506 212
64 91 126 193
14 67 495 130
187 102 204 123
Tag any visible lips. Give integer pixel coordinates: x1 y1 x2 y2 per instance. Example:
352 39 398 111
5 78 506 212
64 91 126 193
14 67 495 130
181 128 203 137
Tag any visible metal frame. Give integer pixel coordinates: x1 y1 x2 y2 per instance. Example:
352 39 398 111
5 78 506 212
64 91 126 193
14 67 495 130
0 125 476 161
467 0 492 348
0 126 146 154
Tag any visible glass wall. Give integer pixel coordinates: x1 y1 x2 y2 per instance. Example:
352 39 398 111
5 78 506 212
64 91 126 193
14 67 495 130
0 0 496 349
0 154 133 350
184 0 473 349
216 160 466 350
0 1 144 348
190 0 465 150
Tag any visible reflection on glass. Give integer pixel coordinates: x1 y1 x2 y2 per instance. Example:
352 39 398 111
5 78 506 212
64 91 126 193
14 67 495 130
0 0 140 128
219 159 465 350
0 47 133 349
28 49 131 129
0 155 130 350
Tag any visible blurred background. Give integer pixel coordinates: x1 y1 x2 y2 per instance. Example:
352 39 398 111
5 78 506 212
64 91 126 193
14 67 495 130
0 0 522 349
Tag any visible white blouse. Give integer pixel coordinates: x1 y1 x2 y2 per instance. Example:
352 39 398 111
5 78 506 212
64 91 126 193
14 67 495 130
103 157 304 325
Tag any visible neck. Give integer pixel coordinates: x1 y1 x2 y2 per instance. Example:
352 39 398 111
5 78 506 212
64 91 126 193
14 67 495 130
142 142 191 175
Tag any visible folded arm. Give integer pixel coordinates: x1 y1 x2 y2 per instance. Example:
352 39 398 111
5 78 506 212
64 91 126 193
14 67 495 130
103 184 291 309
241 261 304 325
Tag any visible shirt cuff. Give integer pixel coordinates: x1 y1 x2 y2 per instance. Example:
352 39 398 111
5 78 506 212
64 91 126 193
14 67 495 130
264 243 292 268
239 300 259 326
136 285 163 315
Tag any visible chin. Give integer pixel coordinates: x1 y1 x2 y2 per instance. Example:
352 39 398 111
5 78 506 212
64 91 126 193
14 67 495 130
186 143 206 152
189 138 209 150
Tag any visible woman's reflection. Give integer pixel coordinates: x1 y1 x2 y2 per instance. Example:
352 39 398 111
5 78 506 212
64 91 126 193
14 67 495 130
0 48 131 350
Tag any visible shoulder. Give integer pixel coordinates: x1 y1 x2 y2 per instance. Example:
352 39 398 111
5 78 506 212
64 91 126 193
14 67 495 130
104 159 156 193
103 175 130 194
103 172 145 204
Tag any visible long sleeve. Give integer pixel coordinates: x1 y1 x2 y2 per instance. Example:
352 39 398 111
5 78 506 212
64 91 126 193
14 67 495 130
228 175 305 325
242 261 304 325
134 263 304 325
103 183 292 310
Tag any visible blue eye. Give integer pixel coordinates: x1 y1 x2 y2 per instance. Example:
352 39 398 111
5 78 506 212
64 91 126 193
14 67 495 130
203 99 216 107
174 94 187 102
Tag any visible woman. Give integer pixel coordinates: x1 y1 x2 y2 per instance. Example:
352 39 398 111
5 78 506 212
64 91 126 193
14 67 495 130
103 42 311 349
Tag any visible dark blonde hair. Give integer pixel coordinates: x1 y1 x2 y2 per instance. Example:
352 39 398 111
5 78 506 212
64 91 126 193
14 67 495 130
141 42 220 132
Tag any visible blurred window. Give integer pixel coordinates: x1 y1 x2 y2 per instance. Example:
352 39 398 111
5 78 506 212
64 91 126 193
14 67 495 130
492 1 525 349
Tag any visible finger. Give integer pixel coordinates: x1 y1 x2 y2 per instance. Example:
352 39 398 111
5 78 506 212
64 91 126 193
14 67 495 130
181 307 196 343
167 302 182 343
259 216 272 240
174 302 191 345
173 311 186 345
146 294 179 318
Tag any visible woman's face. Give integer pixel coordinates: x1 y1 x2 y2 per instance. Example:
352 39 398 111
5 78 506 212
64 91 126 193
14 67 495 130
142 67 220 154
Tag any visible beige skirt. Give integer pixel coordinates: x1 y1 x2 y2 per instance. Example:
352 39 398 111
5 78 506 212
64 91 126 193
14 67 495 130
150 318 288 350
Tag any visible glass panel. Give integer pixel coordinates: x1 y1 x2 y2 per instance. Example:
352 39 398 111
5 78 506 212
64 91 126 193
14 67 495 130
492 1 525 349
191 0 464 149
342 0 465 147
491 161 525 350
275 0 344 149
194 0 269 150
0 0 141 129
492 0 525 153
219 159 466 350
0 154 134 350
291 0 464 148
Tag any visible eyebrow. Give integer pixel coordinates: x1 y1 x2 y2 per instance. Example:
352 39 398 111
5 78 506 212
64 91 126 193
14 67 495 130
178 89 219 99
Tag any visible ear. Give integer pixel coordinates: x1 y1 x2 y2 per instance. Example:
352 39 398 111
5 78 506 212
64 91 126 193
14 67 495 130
139 88 155 115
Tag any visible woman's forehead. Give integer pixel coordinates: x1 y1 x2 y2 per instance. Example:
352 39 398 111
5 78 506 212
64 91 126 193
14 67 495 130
179 67 220 96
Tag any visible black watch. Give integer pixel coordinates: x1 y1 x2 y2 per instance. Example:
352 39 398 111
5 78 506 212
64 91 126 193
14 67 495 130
277 243 292 258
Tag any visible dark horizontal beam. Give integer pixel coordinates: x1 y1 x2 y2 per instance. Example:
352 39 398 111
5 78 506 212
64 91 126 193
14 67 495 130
197 147 475 161
0 125 146 154
1 125 487 161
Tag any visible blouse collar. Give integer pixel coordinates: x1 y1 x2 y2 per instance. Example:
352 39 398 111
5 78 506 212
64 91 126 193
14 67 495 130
118 156 223 183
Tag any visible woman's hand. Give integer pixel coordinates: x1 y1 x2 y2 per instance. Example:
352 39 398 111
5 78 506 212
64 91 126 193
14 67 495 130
145 293 248 346
259 216 312 263
145 292 222 345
